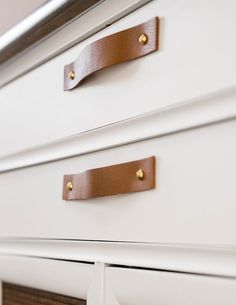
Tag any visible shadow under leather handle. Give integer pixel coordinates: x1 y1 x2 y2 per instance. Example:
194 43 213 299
64 17 159 90
62 156 156 200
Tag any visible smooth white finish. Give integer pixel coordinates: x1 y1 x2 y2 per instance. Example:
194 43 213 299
1 240 236 278
1 0 236 157
0 84 236 172
1 0 236 303
87 263 106 305
0 255 93 300
0 0 151 87
0 119 236 244
106 267 236 305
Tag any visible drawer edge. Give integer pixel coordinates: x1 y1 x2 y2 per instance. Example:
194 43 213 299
0 85 236 173
0 240 236 279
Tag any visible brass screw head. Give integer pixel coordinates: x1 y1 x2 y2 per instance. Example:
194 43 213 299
136 169 144 180
68 70 75 80
66 181 73 191
139 33 148 45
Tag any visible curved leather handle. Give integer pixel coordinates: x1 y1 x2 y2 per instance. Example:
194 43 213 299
62 156 156 200
64 17 159 90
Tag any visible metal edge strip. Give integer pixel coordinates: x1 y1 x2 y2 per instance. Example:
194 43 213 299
0 0 152 88
0 0 103 65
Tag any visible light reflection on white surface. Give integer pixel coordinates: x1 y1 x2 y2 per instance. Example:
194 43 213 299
0 0 47 36
0 0 67 51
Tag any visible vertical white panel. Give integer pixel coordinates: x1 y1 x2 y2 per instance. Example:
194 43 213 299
87 262 106 305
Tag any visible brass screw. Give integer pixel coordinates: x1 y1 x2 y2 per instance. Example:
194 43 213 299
67 181 73 191
136 169 144 180
68 70 75 80
139 33 148 45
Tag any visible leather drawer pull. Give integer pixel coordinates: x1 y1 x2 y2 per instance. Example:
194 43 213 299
63 156 156 200
64 17 159 90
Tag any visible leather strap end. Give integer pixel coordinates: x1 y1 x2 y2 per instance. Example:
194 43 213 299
64 17 159 90
63 156 156 200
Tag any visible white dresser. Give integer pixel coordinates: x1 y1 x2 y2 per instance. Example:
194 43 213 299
0 0 236 304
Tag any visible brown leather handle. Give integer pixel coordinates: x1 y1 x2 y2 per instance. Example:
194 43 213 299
64 17 159 90
63 156 156 200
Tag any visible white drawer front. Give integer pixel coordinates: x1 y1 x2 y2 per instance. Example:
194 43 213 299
0 255 94 300
0 118 235 244
1 0 236 156
106 267 236 305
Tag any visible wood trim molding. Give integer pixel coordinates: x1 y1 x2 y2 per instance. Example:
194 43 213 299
0 280 2 305
0 240 236 278
2 283 85 305
0 85 236 173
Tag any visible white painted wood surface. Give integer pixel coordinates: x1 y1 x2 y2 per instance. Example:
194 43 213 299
0 118 236 244
1 240 236 278
0 255 93 300
0 84 235 172
0 0 236 303
87 263 106 305
106 267 236 305
1 251 236 305
1 0 236 157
